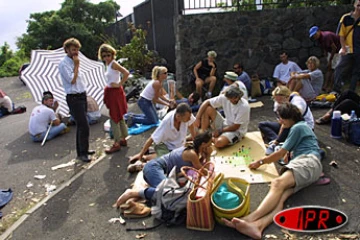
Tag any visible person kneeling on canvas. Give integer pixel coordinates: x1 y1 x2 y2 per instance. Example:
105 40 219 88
194 85 250 149
29 93 69 142
114 131 213 207
222 103 322 239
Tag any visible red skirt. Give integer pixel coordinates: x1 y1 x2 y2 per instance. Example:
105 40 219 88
104 86 128 123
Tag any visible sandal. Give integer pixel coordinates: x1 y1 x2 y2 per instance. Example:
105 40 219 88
315 176 331 186
123 201 151 219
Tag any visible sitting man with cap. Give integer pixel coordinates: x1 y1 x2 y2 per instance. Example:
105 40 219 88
28 93 69 142
221 71 248 100
194 85 250 149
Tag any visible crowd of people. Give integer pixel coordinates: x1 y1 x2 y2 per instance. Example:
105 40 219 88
1 2 357 238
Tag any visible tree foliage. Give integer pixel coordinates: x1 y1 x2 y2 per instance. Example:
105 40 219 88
0 47 29 77
117 27 154 75
16 0 120 59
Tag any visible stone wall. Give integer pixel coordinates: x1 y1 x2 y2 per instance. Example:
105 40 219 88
175 5 352 89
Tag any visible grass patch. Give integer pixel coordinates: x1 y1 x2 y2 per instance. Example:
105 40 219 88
0 203 35 235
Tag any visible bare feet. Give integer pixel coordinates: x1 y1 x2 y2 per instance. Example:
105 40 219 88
128 154 140 164
114 189 138 208
222 218 262 240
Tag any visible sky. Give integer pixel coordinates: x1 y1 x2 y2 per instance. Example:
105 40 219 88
0 0 145 51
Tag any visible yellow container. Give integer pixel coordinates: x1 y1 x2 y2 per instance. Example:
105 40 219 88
210 173 250 224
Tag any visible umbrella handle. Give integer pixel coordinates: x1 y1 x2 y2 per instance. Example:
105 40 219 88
41 121 53 147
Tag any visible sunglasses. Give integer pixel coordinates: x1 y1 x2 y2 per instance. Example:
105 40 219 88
102 54 112 58
162 72 168 74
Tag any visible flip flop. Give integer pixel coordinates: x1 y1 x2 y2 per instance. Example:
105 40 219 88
315 176 330 186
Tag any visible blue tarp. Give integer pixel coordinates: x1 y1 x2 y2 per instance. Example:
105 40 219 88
128 123 160 135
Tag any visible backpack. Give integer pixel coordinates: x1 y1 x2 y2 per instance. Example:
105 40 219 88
151 166 193 226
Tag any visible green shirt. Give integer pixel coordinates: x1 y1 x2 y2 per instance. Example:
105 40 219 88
282 121 320 159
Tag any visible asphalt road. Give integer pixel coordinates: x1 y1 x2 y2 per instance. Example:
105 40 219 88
0 76 359 240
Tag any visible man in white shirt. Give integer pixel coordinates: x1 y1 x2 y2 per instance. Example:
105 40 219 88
136 103 197 160
29 93 68 142
195 86 250 149
273 51 302 86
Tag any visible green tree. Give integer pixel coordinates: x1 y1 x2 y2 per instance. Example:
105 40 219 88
0 48 29 77
117 27 154 74
0 42 14 67
16 0 120 59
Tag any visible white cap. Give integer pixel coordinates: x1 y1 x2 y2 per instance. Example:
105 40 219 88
333 110 341 118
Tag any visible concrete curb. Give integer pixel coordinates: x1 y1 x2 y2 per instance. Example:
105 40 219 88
0 153 107 240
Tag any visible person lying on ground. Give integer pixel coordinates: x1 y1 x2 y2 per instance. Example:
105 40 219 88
316 90 360 124
28 93 69 142
194 85 250 149
222 103 323 240
175 91 201 112
115 131 213 207
288 56 324 102
258 86 314 155
128 103 196 164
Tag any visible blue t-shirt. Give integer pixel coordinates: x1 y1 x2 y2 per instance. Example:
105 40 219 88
282 121 320 159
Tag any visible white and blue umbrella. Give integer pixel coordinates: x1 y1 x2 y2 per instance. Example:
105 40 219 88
22 48 106 117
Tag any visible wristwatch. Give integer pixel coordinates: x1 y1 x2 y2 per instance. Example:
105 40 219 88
259 160 264 165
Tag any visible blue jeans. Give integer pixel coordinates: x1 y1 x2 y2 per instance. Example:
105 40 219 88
140 158 167 200
30 123 67 142
333 53 360 93
258 121 290 143
133 97 159 125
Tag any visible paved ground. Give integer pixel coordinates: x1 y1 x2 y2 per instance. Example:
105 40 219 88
0 76 359 240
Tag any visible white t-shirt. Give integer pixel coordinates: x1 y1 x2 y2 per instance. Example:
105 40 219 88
290 94 314 129
209 95 250 136
151 109 196 150
273 95 314 130
29 105 57 135
273 61 301 83
105 60 120 87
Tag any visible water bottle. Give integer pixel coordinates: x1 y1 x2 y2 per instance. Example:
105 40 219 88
350 110 357 120
331 110 342 139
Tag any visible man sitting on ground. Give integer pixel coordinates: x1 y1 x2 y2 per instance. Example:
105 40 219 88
273 51 301 86
222 103 322 239
0 88 14 116
194 86 250 149
28 93 69 142
233 63 251 94
127 103 197 169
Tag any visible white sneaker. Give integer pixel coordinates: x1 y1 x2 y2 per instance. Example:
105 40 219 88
265 143 276 155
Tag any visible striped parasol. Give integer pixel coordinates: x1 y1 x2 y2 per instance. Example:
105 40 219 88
22 48 106 117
